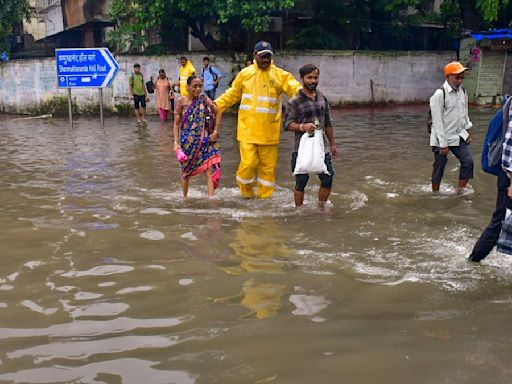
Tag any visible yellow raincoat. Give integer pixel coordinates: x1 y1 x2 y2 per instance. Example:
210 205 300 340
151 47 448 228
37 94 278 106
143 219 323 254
215 63 301 198
178 61 196 96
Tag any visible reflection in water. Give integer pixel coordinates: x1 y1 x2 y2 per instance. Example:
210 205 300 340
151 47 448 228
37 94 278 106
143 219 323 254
227 220 291 274
219 220 289 319
61 265 135 277
7 335 180 362
0 317 184 339
289 294 331 316
0 358 196 384
239 279 284 320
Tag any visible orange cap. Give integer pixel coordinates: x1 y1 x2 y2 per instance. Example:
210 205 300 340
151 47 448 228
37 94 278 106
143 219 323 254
444 61 468 76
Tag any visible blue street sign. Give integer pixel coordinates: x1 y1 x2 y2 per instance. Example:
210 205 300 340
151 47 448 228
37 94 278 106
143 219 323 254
56 48 120 88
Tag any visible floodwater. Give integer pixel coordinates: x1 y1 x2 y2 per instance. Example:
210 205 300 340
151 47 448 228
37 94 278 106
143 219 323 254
0 106 511 384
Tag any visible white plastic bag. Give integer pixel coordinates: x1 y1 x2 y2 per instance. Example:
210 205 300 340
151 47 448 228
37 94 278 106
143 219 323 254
293 132 330 175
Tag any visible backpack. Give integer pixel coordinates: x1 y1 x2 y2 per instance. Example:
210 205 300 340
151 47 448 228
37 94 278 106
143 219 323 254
130 72 151 92
427 88 445 134
129 72 143 85
427 86 466 134
146 77 155 94
482 96 511 175
202 66 219 88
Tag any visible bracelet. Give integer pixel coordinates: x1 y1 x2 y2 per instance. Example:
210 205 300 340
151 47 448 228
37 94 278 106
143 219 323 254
299 123 303 132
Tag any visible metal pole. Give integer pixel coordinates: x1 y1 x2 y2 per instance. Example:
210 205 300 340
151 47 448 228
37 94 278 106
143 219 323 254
99 88 104 128
67 88 73 129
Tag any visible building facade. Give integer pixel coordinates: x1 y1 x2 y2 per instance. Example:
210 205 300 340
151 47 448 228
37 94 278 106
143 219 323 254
34 0 113 48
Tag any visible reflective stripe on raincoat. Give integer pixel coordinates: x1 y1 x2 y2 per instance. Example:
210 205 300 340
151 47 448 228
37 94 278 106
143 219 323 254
215 63 302 145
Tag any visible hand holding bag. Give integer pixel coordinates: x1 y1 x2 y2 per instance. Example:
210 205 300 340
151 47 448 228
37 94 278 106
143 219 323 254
293 132 330 175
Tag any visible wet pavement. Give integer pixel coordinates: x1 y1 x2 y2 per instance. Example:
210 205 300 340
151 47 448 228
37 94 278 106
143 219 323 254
0 106 511 383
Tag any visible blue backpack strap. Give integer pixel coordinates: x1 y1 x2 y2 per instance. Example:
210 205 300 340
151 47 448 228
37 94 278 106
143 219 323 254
209 66 218 81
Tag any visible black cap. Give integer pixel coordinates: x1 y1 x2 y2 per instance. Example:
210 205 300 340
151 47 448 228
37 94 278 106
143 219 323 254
254 41 273 56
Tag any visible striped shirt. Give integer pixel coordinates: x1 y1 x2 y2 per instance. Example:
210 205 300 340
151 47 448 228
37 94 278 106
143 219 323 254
502 103 512 172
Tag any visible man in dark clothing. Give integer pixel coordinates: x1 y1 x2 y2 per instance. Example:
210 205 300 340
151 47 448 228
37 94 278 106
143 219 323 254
468 101 512 262
468 170 511 262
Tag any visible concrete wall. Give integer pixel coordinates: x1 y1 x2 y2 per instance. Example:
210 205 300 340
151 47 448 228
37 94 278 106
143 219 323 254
0 51 455 115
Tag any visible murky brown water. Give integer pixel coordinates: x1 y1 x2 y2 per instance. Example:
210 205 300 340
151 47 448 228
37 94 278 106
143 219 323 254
1 106 512 384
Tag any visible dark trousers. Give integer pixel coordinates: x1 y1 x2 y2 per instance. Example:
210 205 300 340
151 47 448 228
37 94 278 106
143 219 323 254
432 138 474 184
205 89 216 100
469 170 512 261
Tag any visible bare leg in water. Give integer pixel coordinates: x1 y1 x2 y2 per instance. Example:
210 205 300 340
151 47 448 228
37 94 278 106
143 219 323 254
318 187 331 207
456 179 469 194
206 167 215 198
294 190 305 207
181 177 189 198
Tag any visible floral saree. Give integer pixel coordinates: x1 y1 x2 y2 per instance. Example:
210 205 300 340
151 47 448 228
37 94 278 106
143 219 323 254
179 95 221 187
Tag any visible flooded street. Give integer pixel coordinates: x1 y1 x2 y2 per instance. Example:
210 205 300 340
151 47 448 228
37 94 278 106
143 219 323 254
1 106 512 384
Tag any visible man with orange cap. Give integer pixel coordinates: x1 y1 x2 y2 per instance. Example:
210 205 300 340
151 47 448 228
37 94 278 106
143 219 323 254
429 61 474 193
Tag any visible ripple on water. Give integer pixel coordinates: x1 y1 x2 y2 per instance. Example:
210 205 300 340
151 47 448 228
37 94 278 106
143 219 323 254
116 286 153 295
404 182 475 197
142 186 299 220
20 300 58 315
140 230 165 240
70 302 130 318
74 291 103 300
7 335 180 362
140 208 171 215
338 190 368 211
290 226 512 292
0 316 185 339
61 265 134 278
180 232 198 241
0 358 196 384
23 261 45 269
98 282 116 287
289 294 331 316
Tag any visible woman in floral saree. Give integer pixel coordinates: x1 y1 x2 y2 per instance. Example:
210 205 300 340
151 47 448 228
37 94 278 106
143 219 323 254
173 76 222 198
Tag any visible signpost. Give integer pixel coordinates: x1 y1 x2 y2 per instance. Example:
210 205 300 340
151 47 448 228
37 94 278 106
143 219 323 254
56 48 119 128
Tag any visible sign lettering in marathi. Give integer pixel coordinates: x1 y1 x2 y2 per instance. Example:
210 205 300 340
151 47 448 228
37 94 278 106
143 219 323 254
56 48 119 88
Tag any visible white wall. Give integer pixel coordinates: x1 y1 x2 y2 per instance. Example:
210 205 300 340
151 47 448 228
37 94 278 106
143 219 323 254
0 51 455 114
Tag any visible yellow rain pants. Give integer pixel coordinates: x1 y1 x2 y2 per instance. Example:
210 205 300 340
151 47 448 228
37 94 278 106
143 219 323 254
237 142 278 199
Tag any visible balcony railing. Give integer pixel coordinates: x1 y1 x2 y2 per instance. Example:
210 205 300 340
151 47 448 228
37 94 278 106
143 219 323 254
35 0 61 15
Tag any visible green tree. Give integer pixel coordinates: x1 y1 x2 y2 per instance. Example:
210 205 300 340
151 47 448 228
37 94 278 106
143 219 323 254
440 0 512 30
0 0 30 53
289 0 512 50
287 0 428 50
426 0 512 52
107 0 295 53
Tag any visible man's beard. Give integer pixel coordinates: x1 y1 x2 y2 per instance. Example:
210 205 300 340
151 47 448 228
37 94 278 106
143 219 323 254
305 83 317 91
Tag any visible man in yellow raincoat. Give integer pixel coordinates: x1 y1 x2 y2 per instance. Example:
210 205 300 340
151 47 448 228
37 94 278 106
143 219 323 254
215 41 302 198
176 56 196 96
